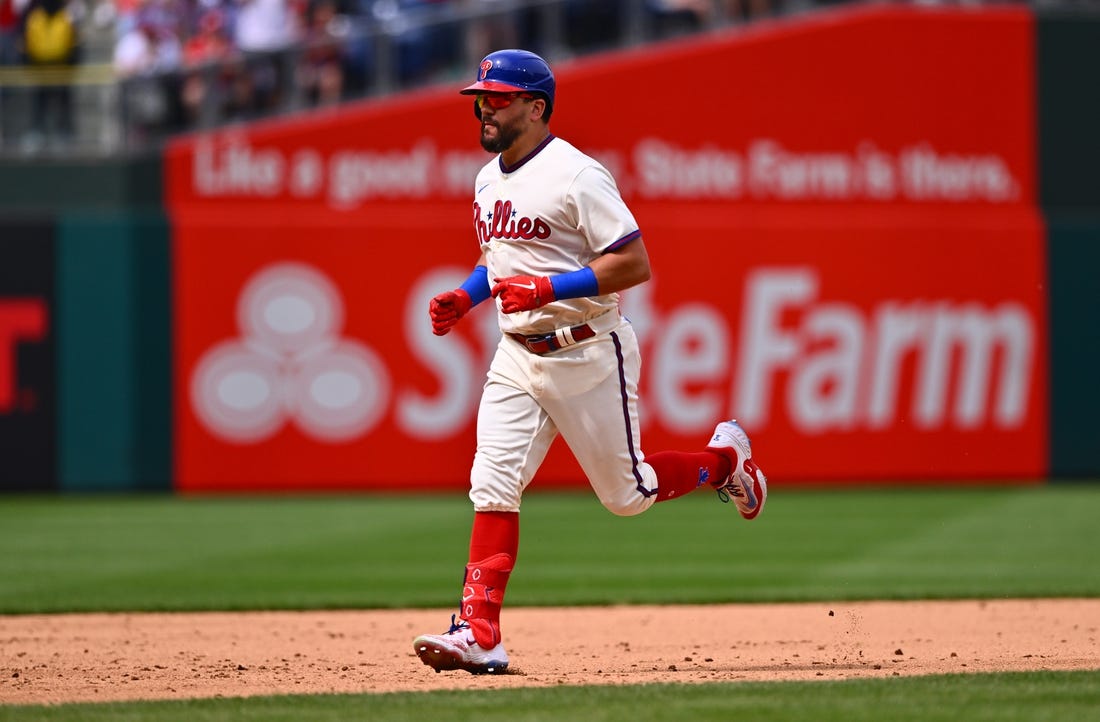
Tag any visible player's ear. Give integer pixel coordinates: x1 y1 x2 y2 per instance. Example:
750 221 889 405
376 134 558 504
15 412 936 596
530 97 546 122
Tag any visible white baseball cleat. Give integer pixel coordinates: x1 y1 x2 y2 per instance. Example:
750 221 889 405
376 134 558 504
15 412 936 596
707 420 768 520
413 615 510 674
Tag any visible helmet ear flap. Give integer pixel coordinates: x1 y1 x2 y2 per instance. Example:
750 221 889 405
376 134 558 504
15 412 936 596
473 98 482 120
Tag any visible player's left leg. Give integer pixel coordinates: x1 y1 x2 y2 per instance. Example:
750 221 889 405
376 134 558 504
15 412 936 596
705 419 768 520
644 418 772 517
543 322 732 515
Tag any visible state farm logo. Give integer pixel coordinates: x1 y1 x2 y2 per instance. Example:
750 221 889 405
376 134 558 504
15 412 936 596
190 263 389 443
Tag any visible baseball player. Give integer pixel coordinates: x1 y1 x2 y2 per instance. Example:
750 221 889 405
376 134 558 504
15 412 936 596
413 49 767 675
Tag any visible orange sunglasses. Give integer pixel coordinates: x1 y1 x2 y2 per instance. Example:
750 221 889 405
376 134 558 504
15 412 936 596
476 92 535 110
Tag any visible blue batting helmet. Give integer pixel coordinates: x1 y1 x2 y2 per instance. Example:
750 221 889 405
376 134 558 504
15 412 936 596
460 49 556 112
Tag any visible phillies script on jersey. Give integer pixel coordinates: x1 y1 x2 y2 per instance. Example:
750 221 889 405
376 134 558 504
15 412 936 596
474 200 552 243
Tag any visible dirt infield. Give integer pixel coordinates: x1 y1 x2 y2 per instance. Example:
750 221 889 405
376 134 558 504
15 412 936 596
2 599 1099 705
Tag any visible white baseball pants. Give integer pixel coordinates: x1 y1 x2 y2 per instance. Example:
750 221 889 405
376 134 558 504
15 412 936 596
469 318 659 516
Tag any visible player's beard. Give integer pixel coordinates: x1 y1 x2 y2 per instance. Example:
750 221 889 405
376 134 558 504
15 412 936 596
480 117 522 154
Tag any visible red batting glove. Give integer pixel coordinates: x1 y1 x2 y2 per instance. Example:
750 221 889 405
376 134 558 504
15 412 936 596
429 289 473 336
491 275 555 314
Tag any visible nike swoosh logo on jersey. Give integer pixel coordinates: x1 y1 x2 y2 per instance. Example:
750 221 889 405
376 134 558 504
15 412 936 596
477 183 491 194
510 281 536 289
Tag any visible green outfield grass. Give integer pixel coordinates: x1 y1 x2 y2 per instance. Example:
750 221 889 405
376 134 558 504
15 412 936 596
1 671 1099 721
1 485 1099 614
1 484 1099 718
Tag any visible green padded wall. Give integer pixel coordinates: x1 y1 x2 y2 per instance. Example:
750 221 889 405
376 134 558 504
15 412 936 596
56 212 171 491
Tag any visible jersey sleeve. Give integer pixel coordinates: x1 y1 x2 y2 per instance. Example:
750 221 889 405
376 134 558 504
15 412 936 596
566 164 641 255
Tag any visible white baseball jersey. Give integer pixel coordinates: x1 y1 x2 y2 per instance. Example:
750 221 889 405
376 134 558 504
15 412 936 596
471 135 641 334
467 134 659 518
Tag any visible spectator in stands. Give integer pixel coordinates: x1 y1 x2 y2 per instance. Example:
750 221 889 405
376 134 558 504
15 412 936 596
233 0 302 113
114 19 181 76
235 0 301 53
563 0 623 51
647 0 712 36
367 0 460 87
296 0 345 106
20 0 80 150
182 7 236 66
0 0 30 65
120 0 187 44
722 0 776 22
113 0 143 38
334 0 371 96
114 18 184 141
460 0 519 67
180 6 238 124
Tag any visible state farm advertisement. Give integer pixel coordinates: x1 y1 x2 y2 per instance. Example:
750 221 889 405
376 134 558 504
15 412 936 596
166 5 1036 213
167 5 1046 490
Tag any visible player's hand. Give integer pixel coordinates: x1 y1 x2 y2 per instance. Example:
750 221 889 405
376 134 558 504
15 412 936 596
429 289 473 336
491 275 555 314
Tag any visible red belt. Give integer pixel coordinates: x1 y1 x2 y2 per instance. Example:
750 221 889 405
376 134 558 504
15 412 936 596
507 322 598 355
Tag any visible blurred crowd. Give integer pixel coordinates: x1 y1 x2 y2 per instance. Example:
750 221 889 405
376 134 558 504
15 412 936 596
0 0 824 148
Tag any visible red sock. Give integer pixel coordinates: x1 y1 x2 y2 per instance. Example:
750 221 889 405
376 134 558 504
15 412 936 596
648 450 731 502
469 510 519 563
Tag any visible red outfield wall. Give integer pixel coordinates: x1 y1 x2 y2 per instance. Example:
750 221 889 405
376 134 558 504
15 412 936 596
165 5 1047 491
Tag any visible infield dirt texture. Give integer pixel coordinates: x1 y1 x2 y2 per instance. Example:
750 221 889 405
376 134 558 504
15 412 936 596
3 599 1099 703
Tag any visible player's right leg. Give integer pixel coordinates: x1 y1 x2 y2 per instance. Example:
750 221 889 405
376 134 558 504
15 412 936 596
414 341 556 674
412 612 511 675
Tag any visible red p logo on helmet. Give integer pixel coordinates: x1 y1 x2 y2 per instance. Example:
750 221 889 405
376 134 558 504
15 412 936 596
479 59 492 80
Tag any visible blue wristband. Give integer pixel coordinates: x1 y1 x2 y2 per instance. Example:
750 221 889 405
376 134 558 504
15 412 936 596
550 267 599 300
459 265 491 306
